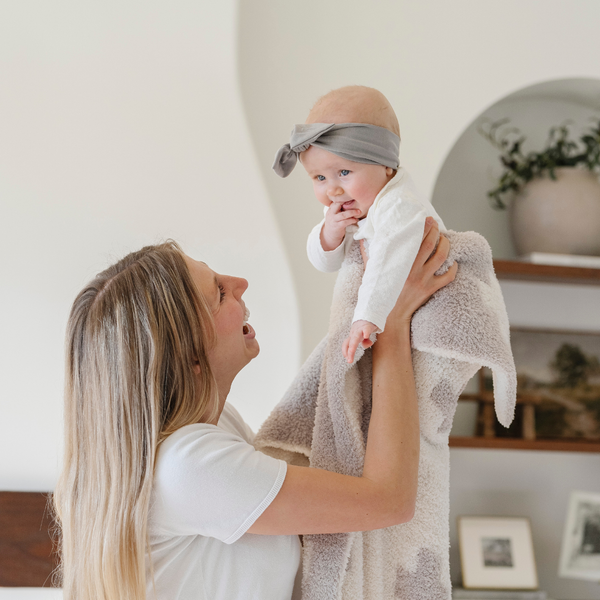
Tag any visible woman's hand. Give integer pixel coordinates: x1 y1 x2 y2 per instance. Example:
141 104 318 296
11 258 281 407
385 217 457 329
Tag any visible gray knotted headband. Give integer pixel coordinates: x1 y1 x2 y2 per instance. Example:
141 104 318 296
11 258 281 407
273 123 400 178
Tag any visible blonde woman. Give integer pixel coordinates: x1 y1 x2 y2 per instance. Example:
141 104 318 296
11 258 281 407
53 217 456 600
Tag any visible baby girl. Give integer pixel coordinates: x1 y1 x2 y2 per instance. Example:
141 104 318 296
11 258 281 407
274 85 447 363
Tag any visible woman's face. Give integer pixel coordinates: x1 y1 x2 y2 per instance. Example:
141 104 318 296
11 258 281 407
184 256 259 395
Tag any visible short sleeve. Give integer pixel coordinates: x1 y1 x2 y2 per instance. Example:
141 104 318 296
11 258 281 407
151 423 287 544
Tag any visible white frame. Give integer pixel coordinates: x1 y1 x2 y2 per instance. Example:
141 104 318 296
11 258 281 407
458 516 538 589
559 490 600 581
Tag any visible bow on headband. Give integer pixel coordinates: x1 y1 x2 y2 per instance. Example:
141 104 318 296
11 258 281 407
273 122 400 178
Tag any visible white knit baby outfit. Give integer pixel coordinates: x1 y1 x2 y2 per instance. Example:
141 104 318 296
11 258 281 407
307 167 446 332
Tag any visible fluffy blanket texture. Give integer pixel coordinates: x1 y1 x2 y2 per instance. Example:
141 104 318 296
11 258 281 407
255 230 517 600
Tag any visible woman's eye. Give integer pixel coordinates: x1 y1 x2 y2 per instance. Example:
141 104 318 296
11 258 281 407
340 169 350 176
316 175 325 182
218 284 226 303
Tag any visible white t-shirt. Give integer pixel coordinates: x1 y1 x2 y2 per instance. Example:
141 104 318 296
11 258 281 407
147 403 302 600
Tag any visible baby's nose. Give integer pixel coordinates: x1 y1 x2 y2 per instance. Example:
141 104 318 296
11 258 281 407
327 185 344 198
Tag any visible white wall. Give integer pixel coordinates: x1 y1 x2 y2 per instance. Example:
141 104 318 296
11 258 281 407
0 0 300 492
238 1 600 597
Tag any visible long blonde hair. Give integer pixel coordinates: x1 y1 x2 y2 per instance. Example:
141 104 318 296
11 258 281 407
53 240 216 600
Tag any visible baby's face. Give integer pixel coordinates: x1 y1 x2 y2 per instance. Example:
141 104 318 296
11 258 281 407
300 145 394 218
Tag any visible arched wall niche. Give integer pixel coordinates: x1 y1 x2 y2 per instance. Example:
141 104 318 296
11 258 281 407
432 77 600 259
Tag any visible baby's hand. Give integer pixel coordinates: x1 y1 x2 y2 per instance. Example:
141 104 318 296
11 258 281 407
321 202 361 251
342 320 379 364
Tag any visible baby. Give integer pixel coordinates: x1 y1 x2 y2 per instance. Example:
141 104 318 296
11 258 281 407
273 85 447 363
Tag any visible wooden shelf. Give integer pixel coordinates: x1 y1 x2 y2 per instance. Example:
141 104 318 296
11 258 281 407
453 262 600 452
493 259 600 286
449 436 600 453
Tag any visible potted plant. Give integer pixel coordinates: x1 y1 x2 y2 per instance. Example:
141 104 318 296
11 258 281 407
479 118 600 257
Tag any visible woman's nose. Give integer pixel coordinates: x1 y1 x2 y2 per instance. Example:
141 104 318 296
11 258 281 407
234 277 248 295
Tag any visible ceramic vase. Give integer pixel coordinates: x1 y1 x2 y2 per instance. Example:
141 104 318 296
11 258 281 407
509 167 600 256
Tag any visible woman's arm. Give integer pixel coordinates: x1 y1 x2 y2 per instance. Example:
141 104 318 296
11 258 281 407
249 218 457 536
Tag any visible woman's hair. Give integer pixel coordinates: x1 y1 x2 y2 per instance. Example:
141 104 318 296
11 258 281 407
53 240 217 600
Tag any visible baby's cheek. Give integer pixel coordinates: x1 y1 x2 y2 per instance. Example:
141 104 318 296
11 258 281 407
316 191 331 208
358 184 378 205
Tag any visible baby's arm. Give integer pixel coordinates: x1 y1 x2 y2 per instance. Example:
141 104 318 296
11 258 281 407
354 202 431 333
307 204 361 273
342 208 427 363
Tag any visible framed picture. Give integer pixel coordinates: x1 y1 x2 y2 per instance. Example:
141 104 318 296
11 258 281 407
480 327 600 441
559 490 600 581
458 516 538 589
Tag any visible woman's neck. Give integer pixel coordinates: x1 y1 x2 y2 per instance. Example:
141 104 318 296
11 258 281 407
203 379 231 425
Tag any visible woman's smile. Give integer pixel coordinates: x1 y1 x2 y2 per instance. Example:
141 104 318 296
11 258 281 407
243 306 254 338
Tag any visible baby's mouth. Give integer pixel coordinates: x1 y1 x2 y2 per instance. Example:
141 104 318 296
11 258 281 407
342 200 355 210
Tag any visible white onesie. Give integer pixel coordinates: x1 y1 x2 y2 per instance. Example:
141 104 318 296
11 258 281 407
307 167 446 333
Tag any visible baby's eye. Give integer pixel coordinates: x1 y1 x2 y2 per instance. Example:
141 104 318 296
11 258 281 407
340 169 350 176
218 283 226 303
316 175 326 182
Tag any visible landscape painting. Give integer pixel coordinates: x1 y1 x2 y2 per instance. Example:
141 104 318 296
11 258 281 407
483 327 600 440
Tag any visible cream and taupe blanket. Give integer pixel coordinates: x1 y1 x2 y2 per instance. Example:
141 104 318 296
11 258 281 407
255 231 517 600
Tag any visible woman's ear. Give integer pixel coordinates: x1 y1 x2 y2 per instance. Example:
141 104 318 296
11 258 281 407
192 360 201 375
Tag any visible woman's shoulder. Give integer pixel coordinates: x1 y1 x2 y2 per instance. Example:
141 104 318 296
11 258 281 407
157 408 247 465
155 404 267 490
159 403 253 454
151 405 286 543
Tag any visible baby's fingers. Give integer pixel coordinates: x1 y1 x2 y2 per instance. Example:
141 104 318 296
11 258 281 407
337 217 359 230
332 209 361 223
342 336 351 362
328 202 343 215
345 331 362 364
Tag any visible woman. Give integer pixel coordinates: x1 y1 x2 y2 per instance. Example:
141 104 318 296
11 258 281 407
53 218 456 600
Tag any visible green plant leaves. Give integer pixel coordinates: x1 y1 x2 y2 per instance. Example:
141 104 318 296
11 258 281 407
478 117 600 210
